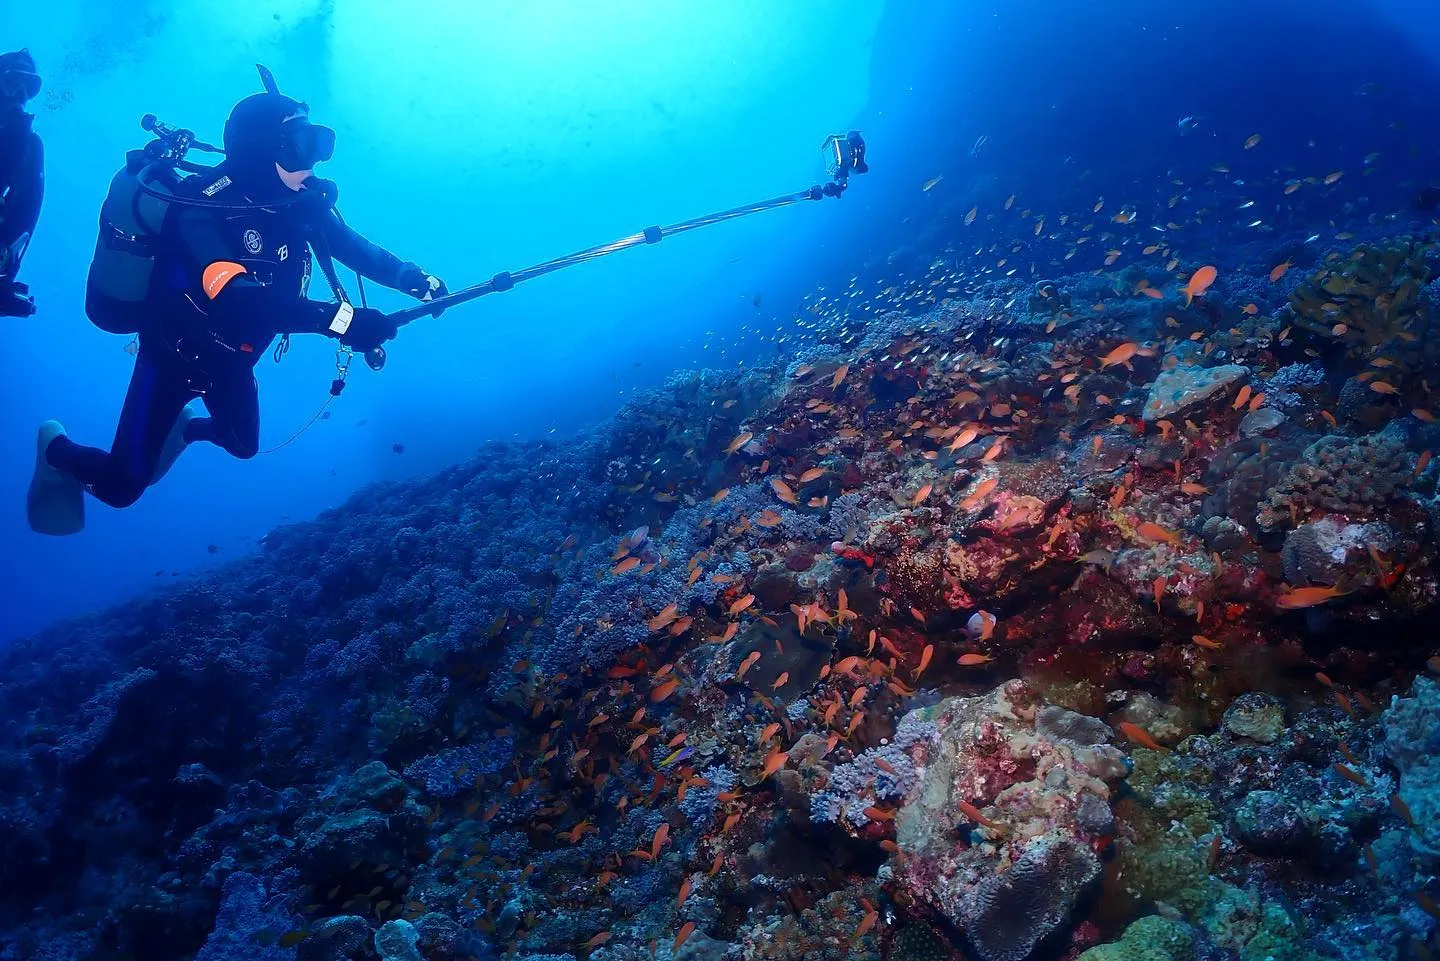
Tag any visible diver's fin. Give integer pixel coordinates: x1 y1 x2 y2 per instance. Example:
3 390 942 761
151 405 197 485
26 421 84 536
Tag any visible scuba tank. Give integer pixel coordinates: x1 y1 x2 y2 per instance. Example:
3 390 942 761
85 107 335 338
85 147 179 335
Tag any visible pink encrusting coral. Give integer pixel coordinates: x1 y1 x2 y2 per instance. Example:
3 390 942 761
882 680 1129 961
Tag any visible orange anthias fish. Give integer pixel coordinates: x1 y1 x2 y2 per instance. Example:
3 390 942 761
1118 721 1167 752
957 799 1005 831
771 477 799 504
1135 522 1182 547
913 643 934 680
1334 762 1370 788
1275 585 1350 609
960 477 999 511
728 593 756 616
761 747 789 779
1270 259 1293 283
1098 341 1140 369
1181 265 1218 306
610 556 642 576
912 483 933 507
948 425 982 452
724 431 753 456
648 604 679 632
673 922 696 953
957 652 993 666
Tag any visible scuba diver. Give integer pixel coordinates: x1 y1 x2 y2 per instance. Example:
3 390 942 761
0 48 43 318
26 90 447 535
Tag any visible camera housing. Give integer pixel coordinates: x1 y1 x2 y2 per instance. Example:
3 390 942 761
824 130 868 184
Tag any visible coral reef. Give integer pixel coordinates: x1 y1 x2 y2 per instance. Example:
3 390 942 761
884 681 1129 961
7 240 1440 961
1143 363 1249 422
1287 237 1434 354
1257 430 1414 532
1077 915 1195 961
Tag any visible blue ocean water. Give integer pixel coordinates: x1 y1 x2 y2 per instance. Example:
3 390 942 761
1 0 885 640
3 0 1438 638
5 1 1440 959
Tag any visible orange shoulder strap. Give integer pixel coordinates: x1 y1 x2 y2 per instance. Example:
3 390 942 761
202 261 247 300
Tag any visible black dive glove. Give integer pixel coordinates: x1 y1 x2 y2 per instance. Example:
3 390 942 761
337 307 398 352
399 264 448 317
0 279 35 318
306 300 398 352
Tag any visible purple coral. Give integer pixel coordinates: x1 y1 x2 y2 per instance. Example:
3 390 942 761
194 872 299 961
810 712 936 825
957 836 1101 961
402 739 514 799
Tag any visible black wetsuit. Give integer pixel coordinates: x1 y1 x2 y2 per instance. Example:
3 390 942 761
0 103 43 313
48 165 422 508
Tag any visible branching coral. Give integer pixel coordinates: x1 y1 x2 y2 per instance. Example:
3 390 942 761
1288 237 1434 352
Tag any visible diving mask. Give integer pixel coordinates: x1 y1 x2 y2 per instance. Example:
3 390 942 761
278 115 336 173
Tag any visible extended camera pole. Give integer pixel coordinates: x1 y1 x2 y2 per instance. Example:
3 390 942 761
384 132 868 331
387 185 840 328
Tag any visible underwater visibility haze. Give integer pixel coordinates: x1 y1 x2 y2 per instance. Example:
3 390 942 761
6 0 1440 959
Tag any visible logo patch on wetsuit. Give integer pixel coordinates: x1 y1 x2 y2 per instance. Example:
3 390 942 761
243 229 264 254
202 175 232 197
278 244 289 262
